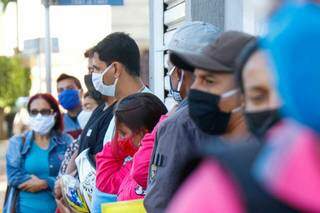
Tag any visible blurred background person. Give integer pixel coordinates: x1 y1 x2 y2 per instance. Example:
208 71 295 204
5 93 72 213
12 97 30 135
56 74 83 139
58 92 102 177
77 92 103 130
255 1 320 211
167 2 320 210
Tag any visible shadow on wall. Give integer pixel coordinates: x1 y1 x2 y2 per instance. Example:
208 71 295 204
140 49 149 88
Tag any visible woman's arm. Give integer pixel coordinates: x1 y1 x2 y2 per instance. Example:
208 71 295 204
6 136 31 187
19 175 48 192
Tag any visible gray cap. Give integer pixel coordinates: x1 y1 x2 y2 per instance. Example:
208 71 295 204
168 22 254 73
184 31 255 73
167 21 221 70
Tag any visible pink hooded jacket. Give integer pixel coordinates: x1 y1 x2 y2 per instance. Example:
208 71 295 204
167 120 320 212
96 115 168 201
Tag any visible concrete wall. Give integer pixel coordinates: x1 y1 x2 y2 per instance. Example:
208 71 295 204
111 0 149 49
186 0 225 30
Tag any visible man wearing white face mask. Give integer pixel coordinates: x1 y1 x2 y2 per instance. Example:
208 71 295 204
91 32 151 145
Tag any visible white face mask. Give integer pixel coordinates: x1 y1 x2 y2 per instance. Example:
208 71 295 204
77 110 93 129
92 64 118 97
28 114 56 135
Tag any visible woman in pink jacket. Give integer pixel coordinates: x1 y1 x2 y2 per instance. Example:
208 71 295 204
96 93 167 201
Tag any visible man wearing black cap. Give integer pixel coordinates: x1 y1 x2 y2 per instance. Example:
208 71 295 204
144 30 254 212
188 31 254 138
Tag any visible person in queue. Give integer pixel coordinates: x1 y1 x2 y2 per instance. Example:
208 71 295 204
96 93 167 202
167 3 320 210
57 74 83 139
144 29 254 212
145 22 221 212
166 39 288 213
5 93 73 213
90 32 151 145
77 92 103 130
55 46 116 212
255 2 320 211
71 32 150 212
58 92 102 177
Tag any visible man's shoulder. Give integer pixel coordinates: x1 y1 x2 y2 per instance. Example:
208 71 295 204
159 106 193 132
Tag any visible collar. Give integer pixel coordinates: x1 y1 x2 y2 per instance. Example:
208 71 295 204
21 130 60 155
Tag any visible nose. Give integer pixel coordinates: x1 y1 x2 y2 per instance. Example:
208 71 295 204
190 77 201 90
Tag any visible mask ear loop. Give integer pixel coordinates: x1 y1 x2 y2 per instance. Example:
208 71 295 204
176 70 185 92
220 89 243 113
101 63 115 85
221 89 239 99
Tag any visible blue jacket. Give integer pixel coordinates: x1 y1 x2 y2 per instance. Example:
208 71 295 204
6 130 72 190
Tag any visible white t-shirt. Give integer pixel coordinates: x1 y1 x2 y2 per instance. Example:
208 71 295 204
103 87 153 145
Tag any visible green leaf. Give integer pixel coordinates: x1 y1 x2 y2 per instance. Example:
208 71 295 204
1 0 17 12
0 56 31 108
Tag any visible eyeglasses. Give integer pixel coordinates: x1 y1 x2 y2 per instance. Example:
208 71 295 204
29 109 54 116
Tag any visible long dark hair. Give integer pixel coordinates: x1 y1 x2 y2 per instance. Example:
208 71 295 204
27 93 64 133
114 93 168 133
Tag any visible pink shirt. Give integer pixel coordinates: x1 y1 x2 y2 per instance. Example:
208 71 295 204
96 115 168 201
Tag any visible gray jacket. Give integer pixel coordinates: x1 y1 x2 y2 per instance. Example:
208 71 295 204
144 104 213 213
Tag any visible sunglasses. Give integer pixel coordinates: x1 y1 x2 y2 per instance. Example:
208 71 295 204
29 109 54 116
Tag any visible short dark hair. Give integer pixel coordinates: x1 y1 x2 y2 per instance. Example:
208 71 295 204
57 73 82 90
84 48 94 58
83 92 104 106
115 93 168 133
93 32 141 77
27 93 64 133
235 38 259 93
169 52 195 71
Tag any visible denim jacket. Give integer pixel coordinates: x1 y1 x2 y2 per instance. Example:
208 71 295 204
6 130 73 191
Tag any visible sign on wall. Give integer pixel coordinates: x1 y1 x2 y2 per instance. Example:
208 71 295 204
48 0 123 5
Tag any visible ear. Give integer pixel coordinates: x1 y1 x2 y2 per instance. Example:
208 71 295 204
135 128 147 139
237 93 245 107
113 62 124 79
79 89 84 98
176 68 182 80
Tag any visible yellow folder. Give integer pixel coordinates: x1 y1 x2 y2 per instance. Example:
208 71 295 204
102 199 146 213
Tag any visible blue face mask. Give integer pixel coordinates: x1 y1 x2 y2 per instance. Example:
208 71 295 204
169 66 184 103
58 89 81 110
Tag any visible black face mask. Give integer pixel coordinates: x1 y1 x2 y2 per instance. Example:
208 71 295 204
245 109 281 138
84 74 103 100
188 89 231 135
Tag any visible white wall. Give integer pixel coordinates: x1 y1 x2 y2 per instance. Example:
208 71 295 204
225 0 263 35
111 0 149 49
